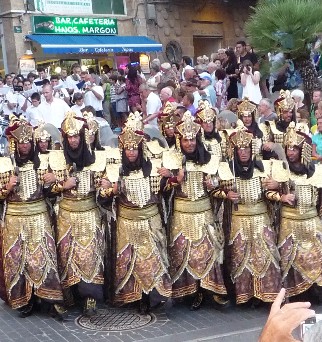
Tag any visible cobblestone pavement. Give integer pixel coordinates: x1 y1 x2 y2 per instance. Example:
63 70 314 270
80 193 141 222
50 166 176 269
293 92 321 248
0 298 321 342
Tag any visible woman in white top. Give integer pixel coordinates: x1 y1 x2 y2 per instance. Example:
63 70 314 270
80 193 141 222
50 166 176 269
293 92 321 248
146 64 161 93
240 60 262 104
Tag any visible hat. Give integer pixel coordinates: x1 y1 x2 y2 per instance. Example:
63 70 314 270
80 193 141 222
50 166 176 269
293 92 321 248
176 111 201 140
34 122 51 142
196 100 217 123
61 111 85 136
199 72 212 82
274 90 295 117
284 122 312 166
229 128 254 149
83 111 99 136
237 98 258 118
119 128 144 150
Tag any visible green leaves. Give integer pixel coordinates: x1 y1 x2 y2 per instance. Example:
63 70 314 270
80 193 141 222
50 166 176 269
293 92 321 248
245 0 322 60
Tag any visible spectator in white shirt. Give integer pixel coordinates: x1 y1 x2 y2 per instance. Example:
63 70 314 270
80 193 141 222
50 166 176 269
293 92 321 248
26 92 43 127
38 84 70 128
83 73 104 118
71 92 85 117
16 79 32 117
50 75 70 105
138 84 162 127
34 67 49 91
66 63 82 94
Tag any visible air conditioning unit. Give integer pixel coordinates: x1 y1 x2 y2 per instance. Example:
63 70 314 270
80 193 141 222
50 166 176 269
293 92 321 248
147 4 157 21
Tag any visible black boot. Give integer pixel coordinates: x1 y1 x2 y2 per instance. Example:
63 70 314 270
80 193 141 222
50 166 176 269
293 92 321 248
51 304 68 321
18 302 34 318
138 294 150 314
190 292 203 311
83 297 97 317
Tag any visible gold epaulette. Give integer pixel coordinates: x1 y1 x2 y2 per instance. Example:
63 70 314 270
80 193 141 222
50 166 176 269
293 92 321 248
38 153 50 170
290 165 322 188
186 154 220 175
106 162 121 183
146 140 165 157
88 150 106 172
261 159 289 182
162 149 182 170
218 161 234 181
150 158 162 177
0 157 14 174
103 146 121 162
48 150 67 171
259 122 271 143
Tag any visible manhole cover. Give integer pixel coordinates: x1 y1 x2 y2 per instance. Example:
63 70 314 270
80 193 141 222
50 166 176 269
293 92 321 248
76 308 155 331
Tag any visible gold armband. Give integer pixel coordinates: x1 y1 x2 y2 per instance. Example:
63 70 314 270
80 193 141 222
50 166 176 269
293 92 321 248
265 190 281 202
99 187 114 197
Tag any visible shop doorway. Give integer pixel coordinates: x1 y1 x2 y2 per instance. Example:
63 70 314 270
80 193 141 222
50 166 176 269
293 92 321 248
193 36 223 62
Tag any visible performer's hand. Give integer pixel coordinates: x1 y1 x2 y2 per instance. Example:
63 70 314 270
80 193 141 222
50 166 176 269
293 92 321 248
100 178 112 189
63 177 77 190
259 288 315 342
281 194 295 205
262 142 274 151
6 175 18 192
157 167 172 177
177 169 185 184
43 172 56 185
204 176 218 191
263 177 279 190
227 191 239 202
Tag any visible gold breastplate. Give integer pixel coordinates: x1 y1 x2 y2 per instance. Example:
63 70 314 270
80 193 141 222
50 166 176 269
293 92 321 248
181 171 205 201
74 169 92 197
236 176 262 204
123 170 151 207
18 163 38 200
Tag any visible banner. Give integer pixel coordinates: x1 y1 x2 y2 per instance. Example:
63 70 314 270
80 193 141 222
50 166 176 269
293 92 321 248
32 16 118 35
34 0 125 15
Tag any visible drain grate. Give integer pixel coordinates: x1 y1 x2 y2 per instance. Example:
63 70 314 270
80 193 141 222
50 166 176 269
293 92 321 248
76 308 155 331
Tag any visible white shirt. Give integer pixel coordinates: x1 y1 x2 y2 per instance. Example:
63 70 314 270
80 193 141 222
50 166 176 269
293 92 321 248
71 103 85 117
146 92 162 127
16 93 31 115
2 89 17 115
26 105 44 127
192 90 202 108
66 75 81 93
38 97 70 128
84 85 104 111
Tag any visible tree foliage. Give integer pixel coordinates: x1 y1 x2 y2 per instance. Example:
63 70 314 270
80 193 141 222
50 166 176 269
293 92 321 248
245 0 322 61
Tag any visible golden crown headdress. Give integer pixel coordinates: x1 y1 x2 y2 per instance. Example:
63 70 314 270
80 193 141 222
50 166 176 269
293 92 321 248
176 111 201 139
124 111 143 131
162 101 176 115
118 128 144 150
61 111 84 136
83 111 99 135
196 100 217 123
284 122 312 166
5 115 33 144
237 98 258 118
34 121 51 142
158 112 181 131
229 127 254 149
274 90 295 117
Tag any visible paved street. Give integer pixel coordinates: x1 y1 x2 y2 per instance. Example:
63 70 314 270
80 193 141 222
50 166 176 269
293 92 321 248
0 297 294 342
1 297 321 342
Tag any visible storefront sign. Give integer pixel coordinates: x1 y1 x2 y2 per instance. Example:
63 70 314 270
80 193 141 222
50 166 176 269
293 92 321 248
32 16 118 35
14 26 22 33
19 58 36 77
34 0 125 15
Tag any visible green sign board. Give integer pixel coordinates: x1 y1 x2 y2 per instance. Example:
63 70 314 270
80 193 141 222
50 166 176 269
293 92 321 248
14 26 22 33
32 16 118 35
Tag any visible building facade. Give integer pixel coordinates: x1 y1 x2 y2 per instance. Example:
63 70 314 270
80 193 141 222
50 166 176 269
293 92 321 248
0 0 255 75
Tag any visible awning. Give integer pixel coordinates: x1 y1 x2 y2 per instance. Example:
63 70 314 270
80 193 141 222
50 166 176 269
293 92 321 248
26 34 162 54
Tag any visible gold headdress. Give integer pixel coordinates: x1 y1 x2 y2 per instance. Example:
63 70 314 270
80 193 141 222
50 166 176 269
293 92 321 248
229 127 253 149
284 121 312 166
83 111 99 135
124 111 143 131
274 90 295 117
196 100 217 123
236 98 258 118
34 121 51 142
61 111 84 136
176 111 201 140
118 128 144 150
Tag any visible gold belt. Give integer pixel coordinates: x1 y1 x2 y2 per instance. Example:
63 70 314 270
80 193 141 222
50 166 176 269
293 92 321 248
7 200 47 216
119 203 159 220
282 206 317 220
232 201 267 216
60 195 97 212
174 196 211 213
